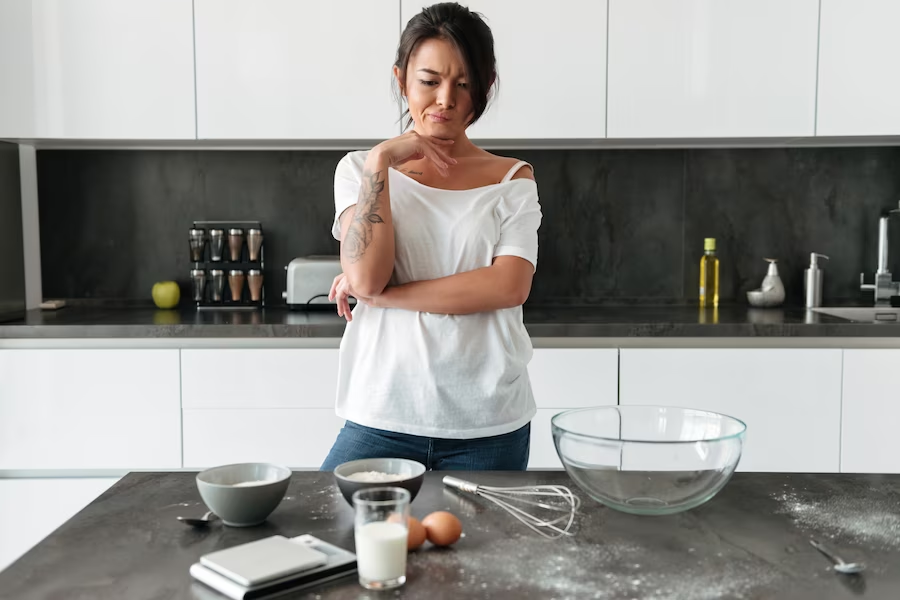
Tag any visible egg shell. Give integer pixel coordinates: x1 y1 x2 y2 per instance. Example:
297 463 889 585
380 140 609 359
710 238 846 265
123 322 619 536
422 511 463 547
407 516 427 550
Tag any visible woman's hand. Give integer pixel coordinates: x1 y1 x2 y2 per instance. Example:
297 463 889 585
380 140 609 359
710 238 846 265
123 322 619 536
329 273 383 321
372 130 457 177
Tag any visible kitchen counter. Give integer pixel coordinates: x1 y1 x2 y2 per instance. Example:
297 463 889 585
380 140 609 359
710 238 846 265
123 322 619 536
2 304 899 340
2 471 898 599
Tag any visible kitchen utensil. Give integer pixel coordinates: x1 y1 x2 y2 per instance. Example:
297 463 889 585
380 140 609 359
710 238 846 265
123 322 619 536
177 510 217 528
552 406 746 516
209 269 225 302
189 229 207 262
810 539 866 575
209 229 225 262
228 270 245 302
190 269 207 302
247 229 264 262
443 476 579 539
333 458 426 506
228 228 244 261
248 269 263 302
196 462 292 527
353 487 410 590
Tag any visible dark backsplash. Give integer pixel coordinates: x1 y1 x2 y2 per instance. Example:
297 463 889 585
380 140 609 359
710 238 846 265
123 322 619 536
37 147 900 307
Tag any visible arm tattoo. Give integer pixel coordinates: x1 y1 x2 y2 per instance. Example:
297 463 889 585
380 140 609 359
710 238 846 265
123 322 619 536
343 169 386 263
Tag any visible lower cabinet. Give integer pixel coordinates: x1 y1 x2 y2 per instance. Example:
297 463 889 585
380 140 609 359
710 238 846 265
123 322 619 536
0 477 120 571
0 349 181 470
183 408 345 469
841 349 900 474
619 349 843 473
526 348 620 469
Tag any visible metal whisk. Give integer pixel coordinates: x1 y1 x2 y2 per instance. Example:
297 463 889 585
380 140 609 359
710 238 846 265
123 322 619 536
443 476 580 539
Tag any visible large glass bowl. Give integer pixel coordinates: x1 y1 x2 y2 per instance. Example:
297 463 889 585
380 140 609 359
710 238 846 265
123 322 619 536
552 406 746 516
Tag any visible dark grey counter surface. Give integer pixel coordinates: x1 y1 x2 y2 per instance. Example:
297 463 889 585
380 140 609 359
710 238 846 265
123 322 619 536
1 304 899 338
2 471 898 600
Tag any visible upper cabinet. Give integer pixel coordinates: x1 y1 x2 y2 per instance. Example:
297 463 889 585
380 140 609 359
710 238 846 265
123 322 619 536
607 0 819 138
0 0 195 140
399 1 608 140
195 0 400 140
816 0 900 136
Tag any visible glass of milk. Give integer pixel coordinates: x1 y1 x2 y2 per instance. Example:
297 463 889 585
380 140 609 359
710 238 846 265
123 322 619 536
352 486 410 590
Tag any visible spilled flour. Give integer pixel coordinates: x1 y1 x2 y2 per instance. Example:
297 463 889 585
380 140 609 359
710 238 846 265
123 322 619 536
771 488 900 549
405 535 780 600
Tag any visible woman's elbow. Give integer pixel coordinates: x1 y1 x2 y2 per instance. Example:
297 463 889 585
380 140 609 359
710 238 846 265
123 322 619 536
504 283 531 308
347 273 387 299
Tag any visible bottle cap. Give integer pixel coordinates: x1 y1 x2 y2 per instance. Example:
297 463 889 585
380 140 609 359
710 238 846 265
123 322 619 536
704 238 716 251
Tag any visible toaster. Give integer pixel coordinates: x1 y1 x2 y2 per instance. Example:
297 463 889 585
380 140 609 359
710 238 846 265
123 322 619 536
283 256 351 308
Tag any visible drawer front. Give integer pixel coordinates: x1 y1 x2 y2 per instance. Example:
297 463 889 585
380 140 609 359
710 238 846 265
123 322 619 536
181 349 338 409
529 349 618 409
0 349 181 470
183 408 345 469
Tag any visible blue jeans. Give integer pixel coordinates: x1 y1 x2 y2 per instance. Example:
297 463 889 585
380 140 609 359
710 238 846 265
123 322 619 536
320 421 531 471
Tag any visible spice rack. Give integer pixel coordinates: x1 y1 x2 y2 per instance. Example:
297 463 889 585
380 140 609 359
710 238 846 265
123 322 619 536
189 220 265 310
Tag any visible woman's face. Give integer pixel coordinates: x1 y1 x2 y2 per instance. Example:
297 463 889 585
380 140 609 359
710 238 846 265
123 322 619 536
395 37 474 139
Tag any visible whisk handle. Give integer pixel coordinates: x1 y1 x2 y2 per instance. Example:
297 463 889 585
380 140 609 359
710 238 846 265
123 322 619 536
443 476 479 493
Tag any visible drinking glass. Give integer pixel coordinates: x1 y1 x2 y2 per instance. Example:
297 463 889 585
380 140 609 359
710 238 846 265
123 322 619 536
352 487 409 590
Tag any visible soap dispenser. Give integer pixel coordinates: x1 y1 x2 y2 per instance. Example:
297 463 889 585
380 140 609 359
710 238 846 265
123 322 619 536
804 253 829 308
747 258 786 307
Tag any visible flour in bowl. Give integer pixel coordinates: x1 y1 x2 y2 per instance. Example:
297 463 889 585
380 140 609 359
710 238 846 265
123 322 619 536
231 480 270 487
346 471 407 483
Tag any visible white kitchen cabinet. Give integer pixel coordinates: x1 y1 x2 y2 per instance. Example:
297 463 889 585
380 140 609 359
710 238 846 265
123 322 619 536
619 349 842 472
526 349 618 469
817 0 900 136
528 409 564 469
195 0 400 140
181 349 338 409
607 0 819 138
529 349 618 408
0 0 195 139
182 408 344 469
0 477 119 571
400 1 607 139
0 350 181 470
841 350 900 473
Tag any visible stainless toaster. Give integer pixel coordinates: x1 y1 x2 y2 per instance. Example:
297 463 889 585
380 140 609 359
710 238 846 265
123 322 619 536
283 256 349 308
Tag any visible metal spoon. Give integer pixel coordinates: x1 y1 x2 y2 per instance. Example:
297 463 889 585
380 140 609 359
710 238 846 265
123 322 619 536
810 539 866 575
177 510 217 527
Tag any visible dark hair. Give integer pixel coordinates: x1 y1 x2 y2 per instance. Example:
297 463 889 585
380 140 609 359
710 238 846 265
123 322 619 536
394 2 498 129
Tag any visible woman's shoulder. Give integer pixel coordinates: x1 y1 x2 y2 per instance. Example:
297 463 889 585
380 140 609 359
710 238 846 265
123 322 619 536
479 152 535 182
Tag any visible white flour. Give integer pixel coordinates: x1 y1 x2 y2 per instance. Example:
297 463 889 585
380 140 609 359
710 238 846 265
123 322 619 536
345 471 407 483
230 480 270 487
771 488 900 549
407 535 779 600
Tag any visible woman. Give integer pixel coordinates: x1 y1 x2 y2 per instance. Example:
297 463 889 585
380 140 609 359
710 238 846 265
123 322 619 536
320 2 542 471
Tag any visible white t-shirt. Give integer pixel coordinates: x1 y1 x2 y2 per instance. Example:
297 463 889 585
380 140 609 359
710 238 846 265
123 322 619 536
331 150 542 439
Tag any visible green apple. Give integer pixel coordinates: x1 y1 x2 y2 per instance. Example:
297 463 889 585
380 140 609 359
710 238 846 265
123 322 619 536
152 281 180 309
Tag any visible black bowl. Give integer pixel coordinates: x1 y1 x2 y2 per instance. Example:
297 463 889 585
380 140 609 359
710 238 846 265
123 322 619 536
333 458 426 506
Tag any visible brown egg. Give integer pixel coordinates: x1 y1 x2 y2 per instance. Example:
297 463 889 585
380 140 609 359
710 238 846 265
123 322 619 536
422 511 463 547
407 516 427 550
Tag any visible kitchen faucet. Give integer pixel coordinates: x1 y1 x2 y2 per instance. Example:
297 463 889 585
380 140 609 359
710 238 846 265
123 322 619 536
860 201 900 306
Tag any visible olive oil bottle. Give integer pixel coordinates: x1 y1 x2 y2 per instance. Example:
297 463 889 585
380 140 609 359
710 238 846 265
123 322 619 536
699 238 719 307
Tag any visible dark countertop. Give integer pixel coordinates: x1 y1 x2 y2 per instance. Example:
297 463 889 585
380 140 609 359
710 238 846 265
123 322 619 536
2 471 899 599
2 304 899 339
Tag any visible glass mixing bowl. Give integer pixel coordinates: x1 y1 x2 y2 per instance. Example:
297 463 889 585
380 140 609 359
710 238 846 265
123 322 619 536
552 406 746 516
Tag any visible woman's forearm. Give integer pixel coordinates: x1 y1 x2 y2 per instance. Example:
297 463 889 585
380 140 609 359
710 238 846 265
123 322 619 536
375 259 533 314
340 150 395 297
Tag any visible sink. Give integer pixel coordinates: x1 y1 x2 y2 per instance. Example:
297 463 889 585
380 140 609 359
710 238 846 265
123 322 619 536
813 307 900 323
